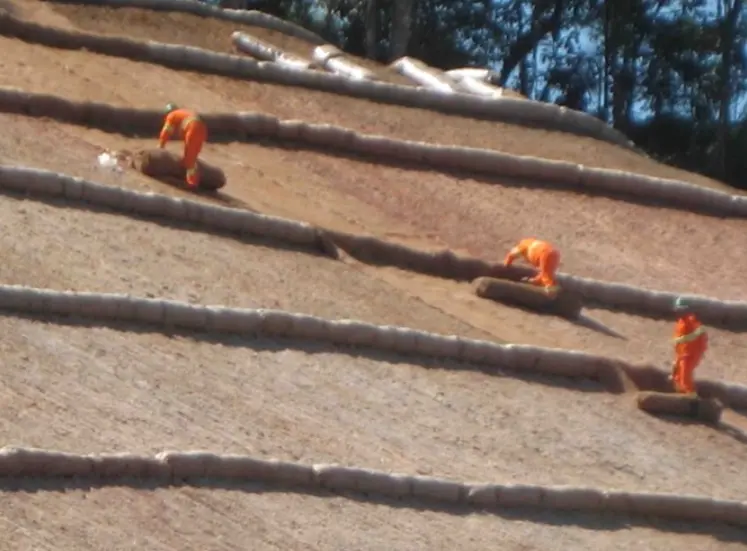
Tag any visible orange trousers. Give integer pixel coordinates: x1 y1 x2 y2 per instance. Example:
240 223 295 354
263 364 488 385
530 249 560 289
182 121 207 188
672 349 705 394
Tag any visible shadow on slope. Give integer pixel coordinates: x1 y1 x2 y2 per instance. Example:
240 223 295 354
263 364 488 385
0 476 744 542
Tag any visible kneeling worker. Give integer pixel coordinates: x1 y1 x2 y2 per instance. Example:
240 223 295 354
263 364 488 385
158 103 208 190
503 238 561 295
669 297 708 396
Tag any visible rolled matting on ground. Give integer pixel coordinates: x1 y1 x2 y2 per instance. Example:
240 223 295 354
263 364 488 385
133 148 227 190
637 391 724 424
472 277 583 319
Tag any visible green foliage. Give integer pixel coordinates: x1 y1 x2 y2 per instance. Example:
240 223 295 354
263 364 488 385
250 0 746 188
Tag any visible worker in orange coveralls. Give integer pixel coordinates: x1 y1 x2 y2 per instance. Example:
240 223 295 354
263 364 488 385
158 103 208 190
668 297 708 396
503 238 561 295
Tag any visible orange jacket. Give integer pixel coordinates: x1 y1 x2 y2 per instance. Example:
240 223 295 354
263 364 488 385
673 313 708 356
159 108 204 147
504 238 556 267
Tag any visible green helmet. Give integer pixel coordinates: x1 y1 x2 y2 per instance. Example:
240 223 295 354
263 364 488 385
165 102 179 113
673 296 690 312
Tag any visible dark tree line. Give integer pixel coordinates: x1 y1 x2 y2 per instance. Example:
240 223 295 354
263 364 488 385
222 0 747 189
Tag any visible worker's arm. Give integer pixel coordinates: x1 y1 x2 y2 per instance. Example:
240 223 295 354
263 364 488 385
158 114 176 148
503 246 523 266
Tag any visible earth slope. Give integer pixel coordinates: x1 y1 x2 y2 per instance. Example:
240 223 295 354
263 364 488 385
0 1 744 549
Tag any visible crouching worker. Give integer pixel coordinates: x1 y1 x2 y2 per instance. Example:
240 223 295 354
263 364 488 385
503 238 561 295
669 297 708 396
158 103 208 190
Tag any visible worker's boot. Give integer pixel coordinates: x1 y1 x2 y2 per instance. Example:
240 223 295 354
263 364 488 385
186 167 200 190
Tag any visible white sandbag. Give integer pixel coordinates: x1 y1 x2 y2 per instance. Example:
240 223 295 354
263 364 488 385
414 333 464 358
312 45 341 65
327 320 380 347
459 339 503 364
496 484 544 507
157 451 221 478
0 285 36 312
625 492 722 521
501 344 541 371
115 294 140 321
526 157 584 185
325 56 375 81
261 459 315 486
299 124 356 150
276 119 307 141
91 453 170 478
542 350 602 379
603 490 634 513
445 68 492 81
39 290 80 317
0 448 93 477
314 464 415 497
207 307 264 335
81 182 124 210
181 199 206 224
411 475 465 504
452 76 503 98
270 219 320 246
287 314 331 341
313 464 364 491
206 455 276 479
199 205 252 235
257 309 295 335
352 470 413 498
375 325 420 354
61 175 85 201
238 112 281 136
234 213 276 237
0 167 63 196
231 32 311 70
0 447 30 476
391 57 454 94
541 486 606 511
312 45 376 80
131 297 166 325
465 484 501 507
162 301 209 330
719 502 747 526
73 292 127 320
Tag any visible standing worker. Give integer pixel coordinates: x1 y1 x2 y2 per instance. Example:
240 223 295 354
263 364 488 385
503 238 561 294
669 297 708 396
158 103 208 190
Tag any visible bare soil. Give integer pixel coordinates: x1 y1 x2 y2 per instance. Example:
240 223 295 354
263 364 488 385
0 1 745 549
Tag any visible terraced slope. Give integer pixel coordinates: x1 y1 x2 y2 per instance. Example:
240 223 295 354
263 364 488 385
0 1 745 550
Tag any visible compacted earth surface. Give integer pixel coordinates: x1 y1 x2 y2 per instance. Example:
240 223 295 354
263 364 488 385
0 1 744 549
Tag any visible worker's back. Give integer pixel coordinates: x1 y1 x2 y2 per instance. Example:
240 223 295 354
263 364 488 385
164 108 199 136
518 238 554 265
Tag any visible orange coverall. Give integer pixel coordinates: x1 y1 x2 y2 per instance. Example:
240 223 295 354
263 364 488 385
671 313 708 394
158 108 207 189
503 238 560 291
